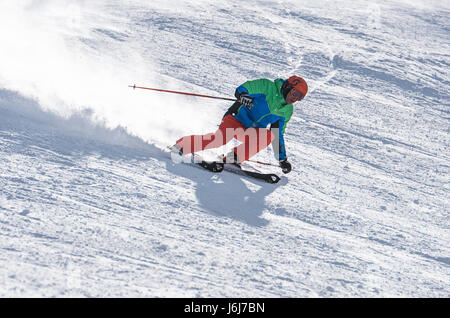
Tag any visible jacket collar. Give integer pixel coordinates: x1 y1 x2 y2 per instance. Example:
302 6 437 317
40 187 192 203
274 78 288 106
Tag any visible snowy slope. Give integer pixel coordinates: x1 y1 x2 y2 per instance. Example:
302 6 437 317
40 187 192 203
0 0 449 297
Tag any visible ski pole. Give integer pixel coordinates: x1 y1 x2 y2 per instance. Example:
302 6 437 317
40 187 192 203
247 159 279 167
129 84 236 102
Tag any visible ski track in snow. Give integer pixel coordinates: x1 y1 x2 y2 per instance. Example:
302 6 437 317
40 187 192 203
0 0 449 297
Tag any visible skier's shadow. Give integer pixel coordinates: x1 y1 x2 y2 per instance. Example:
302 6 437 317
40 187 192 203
165 161 287 227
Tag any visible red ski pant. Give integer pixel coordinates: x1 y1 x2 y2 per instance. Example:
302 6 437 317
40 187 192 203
176 115 274 163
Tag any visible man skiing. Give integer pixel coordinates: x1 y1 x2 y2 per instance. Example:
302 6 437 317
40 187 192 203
170 76 308 174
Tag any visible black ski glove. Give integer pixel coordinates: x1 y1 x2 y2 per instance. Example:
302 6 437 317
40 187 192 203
238 92 254 109
279 159 292 174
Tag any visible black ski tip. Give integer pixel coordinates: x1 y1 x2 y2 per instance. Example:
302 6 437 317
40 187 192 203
266 174 281 184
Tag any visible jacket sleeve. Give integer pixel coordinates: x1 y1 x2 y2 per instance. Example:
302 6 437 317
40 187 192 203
236 79 272 96
236 85 248 96
271 105 293 160
234 83 265 128
270 120 287 160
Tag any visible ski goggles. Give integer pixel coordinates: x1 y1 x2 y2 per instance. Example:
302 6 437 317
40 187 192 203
291 88 305 101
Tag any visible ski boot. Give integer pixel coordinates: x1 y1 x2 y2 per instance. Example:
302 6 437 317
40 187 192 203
169 144 183 156
220 151 241 169
198 160 224 172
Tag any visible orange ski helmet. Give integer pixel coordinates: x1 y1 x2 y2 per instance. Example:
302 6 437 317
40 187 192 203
282 76 308 100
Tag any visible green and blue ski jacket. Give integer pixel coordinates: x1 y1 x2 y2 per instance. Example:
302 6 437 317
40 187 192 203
233 78 293 160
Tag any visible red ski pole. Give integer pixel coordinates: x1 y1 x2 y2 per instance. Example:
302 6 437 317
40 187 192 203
129 84 236 102
247 159 279 167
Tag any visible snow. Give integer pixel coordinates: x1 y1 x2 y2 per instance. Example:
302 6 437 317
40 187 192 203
0 0 449 297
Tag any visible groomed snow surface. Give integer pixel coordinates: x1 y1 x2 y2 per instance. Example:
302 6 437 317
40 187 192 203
0 0 449 297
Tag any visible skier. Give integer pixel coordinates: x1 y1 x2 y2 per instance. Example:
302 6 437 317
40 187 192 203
170 76 308 174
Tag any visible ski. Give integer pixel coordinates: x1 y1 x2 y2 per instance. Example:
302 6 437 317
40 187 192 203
166 146 280 184
223 163 281 184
